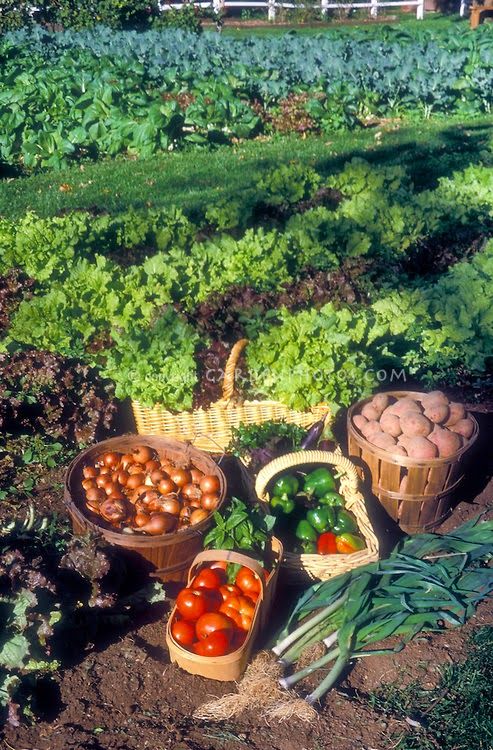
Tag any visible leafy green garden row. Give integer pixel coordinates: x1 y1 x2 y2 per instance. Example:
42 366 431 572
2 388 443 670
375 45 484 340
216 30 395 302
2 159 492 413
1 25 493 168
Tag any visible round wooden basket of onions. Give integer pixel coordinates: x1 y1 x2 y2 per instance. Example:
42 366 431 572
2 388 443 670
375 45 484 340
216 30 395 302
64 436 227 582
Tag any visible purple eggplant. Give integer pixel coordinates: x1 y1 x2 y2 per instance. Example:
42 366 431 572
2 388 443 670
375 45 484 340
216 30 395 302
300 418 326 450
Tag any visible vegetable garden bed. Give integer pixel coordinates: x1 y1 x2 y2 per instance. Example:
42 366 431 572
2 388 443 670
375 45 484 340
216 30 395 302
1 17 493 749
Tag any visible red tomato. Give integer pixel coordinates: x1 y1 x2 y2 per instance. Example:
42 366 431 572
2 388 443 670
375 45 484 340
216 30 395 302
192 567 225 590
219 603 243 629
219 583 241 601
231 628 247 650
210 561 228 571
202 588 222 612
195 612 235 641
222 594 256 632
176 588 208 621
192 630 231 657
171 618 196 647
235 567 262 597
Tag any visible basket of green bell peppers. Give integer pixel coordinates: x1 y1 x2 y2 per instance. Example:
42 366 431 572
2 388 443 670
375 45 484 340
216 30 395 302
267 466 366 556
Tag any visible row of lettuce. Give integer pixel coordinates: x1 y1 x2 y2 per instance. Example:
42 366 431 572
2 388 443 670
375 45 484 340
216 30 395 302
1 159 492 414
1 25 493 168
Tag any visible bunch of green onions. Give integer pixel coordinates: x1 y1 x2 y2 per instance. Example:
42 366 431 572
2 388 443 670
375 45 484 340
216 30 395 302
273 514 493 705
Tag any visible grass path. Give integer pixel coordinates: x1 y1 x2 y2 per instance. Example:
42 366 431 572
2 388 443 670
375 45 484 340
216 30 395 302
1 115 492 219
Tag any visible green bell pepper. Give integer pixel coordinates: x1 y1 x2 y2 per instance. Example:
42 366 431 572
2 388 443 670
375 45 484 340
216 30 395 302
273 474 299 498
295 519 318 543
303 468 336 498
270 495 295 514
318 491 345 508
332 508 358 535
300 540 317 554
306 506 335 533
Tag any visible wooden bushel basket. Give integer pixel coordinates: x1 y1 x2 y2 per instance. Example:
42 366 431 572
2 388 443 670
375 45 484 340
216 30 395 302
165 538 283 681
255 451 379 585
131 339 331 452
64 435 227 583
347 391 479 534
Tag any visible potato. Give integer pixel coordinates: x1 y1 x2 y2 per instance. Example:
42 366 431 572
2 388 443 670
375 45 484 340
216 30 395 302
397 434 413 451
423 403 450 424
361 403 381 421
371 393 390 414
400 412 433 438
370 432 397 450
444 402 466 427
353 414 368 433
388 397 422 417
390 444 407 457
421 390 449 409
449 418 474 440
428 427 461 458
380 412 402 438
361 420 382 440
407 437 438 460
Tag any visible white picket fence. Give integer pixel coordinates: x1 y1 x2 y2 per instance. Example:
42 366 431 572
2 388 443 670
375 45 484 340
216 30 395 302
158 0 425 20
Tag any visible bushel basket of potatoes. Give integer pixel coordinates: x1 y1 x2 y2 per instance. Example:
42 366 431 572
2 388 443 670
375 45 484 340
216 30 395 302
347 391 478 534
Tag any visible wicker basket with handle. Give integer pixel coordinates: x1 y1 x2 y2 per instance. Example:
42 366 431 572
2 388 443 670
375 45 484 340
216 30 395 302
347 391 479 534
254 450 379 585
132 338 331 453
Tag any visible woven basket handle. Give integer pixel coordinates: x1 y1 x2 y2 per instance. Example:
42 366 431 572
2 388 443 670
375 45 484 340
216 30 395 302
218 338 248 404
255 450 360 501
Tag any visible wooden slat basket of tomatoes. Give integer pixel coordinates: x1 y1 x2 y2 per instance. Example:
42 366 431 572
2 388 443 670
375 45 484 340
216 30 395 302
166 538 283 681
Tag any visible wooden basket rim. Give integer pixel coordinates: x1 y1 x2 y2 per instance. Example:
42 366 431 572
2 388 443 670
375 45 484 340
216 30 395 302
347 391 479 467
64 435 227 545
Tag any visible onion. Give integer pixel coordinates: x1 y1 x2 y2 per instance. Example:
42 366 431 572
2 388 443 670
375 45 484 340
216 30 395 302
100 498 128 524
181 483 201 501
160 460 175 473
83 466 98 479
170 468 191 488
201 493 220 512
160 497 181 516
139 512 177 535
104 482 121 496
116 470 130 487
96 476 114 491
141 490 161 508
82 478 97 491
190 509 209 526
128 463 145 475
126 473 146 490
180 506 192 521
134 511 150 528
132 445 154 464
86 487 106 506
189 498 202 508
199 475 220 494
158 478 177 495
99 466 111 476
86 499 101 513
145 459 161 474
190 467 204 484
108 490 126 502
102 451 121 468
121 453 134 469
151 469 167 485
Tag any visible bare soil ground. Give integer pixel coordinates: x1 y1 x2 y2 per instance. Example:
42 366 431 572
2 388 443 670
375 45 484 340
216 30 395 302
2 403 492 750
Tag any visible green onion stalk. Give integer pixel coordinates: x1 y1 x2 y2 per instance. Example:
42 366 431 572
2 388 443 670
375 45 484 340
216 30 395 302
273 514 493 706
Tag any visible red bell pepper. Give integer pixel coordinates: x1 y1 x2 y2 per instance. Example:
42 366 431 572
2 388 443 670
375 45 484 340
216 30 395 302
317 531 337 555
